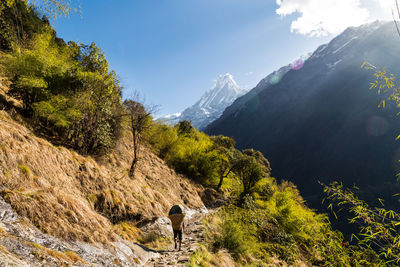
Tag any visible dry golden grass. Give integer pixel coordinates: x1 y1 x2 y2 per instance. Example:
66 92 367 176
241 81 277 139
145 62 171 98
189 245 239 267
113 221 142 241
138 231 172 251
0 109 204 243
17 164 32 178
0 189 114 242
29 242 87 264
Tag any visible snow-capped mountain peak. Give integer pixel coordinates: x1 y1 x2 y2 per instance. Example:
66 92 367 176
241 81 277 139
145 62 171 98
198 73 243 109
213 73 240 93
159 73 246 130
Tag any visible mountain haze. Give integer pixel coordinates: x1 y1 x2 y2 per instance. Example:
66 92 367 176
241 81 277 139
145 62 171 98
206 21 400 198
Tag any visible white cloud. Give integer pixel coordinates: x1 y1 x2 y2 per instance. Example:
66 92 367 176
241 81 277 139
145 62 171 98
275 0 383 37
377 0 394 10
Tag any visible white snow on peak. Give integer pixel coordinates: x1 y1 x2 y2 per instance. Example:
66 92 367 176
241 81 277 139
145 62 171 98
155 112 182 125
158 73 245 130
198 73 242 109
213 73 240 92
332 37 359 54
311 21 385 60
164 112 181 119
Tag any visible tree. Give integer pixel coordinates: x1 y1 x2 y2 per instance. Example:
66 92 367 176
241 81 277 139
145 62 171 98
124 100 152 177
4 29 124 154
242 148 271 175
211 135 236 189
176 120 194 136
0 0 78 18
0 0 77 49
70 70 123 154
233 149 270 201
28 0 77 19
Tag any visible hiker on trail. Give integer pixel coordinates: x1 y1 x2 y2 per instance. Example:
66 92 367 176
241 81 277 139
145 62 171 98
168 204 185 251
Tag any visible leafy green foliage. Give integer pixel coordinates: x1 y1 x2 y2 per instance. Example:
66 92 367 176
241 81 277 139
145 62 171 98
323 182 400 265
6 32 74 111
32 95 81 128
0 0 47 49
203 179 380 266
232 149 271 201
210 135 236 189
28 0 77 19
362 63 398 112
0 0 75 50
147 121 219 184
356 63 400 264
212 212 256 261
147 121 273 197
362 62 400 143
176 120 194 135
2 7 124 154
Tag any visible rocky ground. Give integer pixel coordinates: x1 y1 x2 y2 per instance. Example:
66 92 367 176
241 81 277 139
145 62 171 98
0 196 209 266
147 210 208 267
0 196 160 266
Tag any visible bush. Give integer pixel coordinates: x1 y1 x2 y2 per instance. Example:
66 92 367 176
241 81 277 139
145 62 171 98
200 179 381 266
3 26 124 154
147 122 220 185
252 178 275 202
212 216 254 261
147 121 271 192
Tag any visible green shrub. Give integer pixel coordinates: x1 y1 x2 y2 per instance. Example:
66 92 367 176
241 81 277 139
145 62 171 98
3 25 124 154
189 245 214 267
147 122 220 185
201 181 381 266
212 218 254 261
252 178 275 202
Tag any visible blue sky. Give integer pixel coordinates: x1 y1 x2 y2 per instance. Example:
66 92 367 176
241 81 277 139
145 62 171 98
52 0 392 116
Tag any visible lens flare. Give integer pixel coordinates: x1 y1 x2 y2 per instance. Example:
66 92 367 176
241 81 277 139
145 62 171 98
291 58 304 71
300 54 310 61
270 73 282 85
243 95 259 116
392 147 400 173
366 116 388 136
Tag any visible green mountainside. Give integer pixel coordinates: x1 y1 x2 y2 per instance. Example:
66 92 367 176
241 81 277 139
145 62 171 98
0 1 399 266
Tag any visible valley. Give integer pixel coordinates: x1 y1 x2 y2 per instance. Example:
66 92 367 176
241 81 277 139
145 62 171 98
1 1 400 265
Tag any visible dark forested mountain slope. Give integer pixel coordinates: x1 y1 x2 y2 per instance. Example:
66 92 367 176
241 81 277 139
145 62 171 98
206 21 400 198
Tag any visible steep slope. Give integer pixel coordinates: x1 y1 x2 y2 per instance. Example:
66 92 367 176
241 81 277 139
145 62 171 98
206 21 400 198
0 108 205 265
221 65 291 120
160 73 246 130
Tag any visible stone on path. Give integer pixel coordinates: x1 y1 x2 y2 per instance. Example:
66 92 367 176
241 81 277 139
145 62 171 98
148 209 209 266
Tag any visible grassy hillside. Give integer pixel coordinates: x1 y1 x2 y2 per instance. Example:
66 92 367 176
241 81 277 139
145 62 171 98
0 1 398 266
0 109 204 243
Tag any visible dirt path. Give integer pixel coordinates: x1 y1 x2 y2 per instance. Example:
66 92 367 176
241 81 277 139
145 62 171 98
147 212 207 266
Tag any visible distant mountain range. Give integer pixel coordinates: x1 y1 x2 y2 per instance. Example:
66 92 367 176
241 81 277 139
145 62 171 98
159 73 246 130
206 21 400 199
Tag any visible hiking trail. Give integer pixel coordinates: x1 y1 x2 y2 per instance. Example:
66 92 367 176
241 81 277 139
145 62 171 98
147 210 208 267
